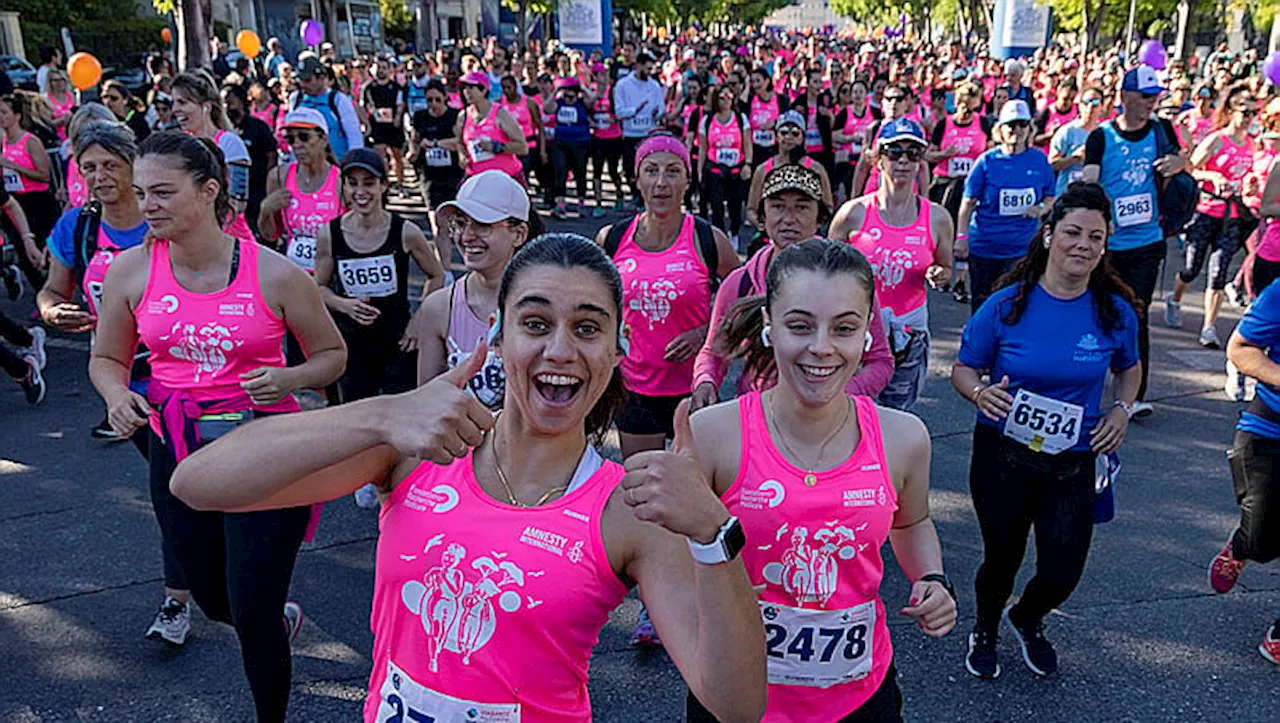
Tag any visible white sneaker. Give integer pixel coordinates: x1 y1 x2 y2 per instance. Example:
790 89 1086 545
1226 362 1246 402
1131 401 1154 419
283 601 305 643
23 325 46 371
1199 326 1222 349
354 482 380 509
1163 293 1182 328
145 597 191 646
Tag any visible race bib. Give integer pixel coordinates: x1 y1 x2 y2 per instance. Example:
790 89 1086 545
752 129 776 146
592 113 612 129
3 167 22 193
947 156 974 177
1067 168 1084 185
715 147 742 166
761 600 875 689
339 255 397 298
632 112 654 130
425 147 451 167
375 107 394 123
287 235 317 273
1003 389 1084 455
375 660 520 723
556 106 579 125
468 139 494 163
804 128 822 148
1114 192 1154 228
409 99 428 114
999 187 1037 216
87 280 104 315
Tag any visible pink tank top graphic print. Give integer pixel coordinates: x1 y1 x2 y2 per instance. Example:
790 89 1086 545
723 392 898 722
445 279 506 411
1197 134 1255 219
2 132 48 193
366 455 628 723
614 214 713 396
283 164 343 273
849 196 936 321
463 104 522 177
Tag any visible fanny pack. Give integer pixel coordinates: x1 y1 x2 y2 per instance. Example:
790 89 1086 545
1246 396 1280 425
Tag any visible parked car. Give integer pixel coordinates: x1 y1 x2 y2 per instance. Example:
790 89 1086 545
103 54 151 96
0 55 38 91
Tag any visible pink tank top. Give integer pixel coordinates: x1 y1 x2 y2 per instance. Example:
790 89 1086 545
1197 133 1255 219
723 392 898 722
83 223 133 317
501 95 536 140
933 116 986 178
1178 110 1213 150
804 106 823 153
705 113 746 168
66 160 88 207
758 155 816 178
136 239 291 407
1243 141 1279 213
838 106 876 158
749 94 782 149
48 92 75 142
591 90 622 140
849 196 936 319
463 104 522 177
283 163 343 273
445 278 506 411
2 132 49 193
365 455 628 723
615 214 714 396
251 104 276 129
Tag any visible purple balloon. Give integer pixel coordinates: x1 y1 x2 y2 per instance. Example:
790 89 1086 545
1266 51 1280 87
1139 40 1167 70
301 18 324 47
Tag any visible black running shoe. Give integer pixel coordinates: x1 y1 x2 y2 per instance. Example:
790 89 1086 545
1005 606 1057 677
19 358 46 406
965 626 1001 679
91 416 122 440
2 264 21 301
952 280 970 304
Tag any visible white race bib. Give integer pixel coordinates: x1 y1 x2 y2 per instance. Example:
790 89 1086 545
375 107 394 123
631 112 654 130
592 113 612 129
999 187 1037 216
468 139 494 163
339 255 398 298
1067 168 1084 185
556 106 578 125
2 167 21 193
376 660 520 723
715 147 742 166
761 600 875 689
752 129 776 146
286 235 317 272
87 280 104 314
425 147 451 167
1003 389 1084 455
947 156 974 177
1114 192 1154 228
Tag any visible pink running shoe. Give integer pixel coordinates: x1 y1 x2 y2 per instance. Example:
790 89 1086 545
1209 539 1247 594
1260 623 1280 665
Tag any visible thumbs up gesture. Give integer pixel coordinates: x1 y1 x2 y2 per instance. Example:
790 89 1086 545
382 341 496 465
621 400 730 543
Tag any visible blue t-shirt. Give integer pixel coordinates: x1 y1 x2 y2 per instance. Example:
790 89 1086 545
959 283 1141 452
1051 121 1092 196
1236 282 1280 439
47 206 149 270
964 147 1057 259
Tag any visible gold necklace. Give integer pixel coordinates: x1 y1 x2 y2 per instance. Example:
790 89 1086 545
767 391 852 487
490 422 568 507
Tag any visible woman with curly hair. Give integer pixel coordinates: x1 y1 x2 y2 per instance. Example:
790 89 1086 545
951 182 1142 680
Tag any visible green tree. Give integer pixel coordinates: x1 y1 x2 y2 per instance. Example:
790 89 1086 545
380 0 413 43
11 0 168 66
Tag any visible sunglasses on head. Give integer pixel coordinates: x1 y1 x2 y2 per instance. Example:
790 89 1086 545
285 130 315 144
882 144 924 162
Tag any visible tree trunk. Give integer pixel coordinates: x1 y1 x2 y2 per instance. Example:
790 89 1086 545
177 0 211 72
1085 0 1106 54
1173 0 1197 60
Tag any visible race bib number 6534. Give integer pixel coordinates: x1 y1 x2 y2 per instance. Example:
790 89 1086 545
1003 389 1084 455
761 600 876 689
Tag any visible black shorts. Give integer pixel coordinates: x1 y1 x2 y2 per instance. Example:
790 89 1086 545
369 124 405 147
615 391 684 437
686 661 903 722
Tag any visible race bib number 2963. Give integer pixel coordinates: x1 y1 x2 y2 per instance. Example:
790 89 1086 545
761 600 875 689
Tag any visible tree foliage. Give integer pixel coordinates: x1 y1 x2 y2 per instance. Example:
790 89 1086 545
380 0 413 39
11 0 167 65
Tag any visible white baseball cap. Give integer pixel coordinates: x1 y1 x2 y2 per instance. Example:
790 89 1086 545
281 107 328 131
997 99 1033 125
437 170 530 224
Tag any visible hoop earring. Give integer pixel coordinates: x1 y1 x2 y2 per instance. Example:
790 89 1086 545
761 325 772 348
864 331 873 352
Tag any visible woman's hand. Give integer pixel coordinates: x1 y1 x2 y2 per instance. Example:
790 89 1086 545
43 302 95 332
260 188 292 217
107 389 151 437
690 381 719 412
925 264 950 290
664 327 705 363
899 580 957 638
341 297 382 326
1090 405 1130 454
239 366 299 405
974 375 1014 421
380 344 494 464
23 234 46 270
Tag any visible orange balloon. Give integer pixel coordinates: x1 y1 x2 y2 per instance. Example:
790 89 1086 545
161 27 172 44
67 52 103 91
236 30 262 58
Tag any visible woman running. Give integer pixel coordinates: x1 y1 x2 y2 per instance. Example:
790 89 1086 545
1047 85 1105 197
589 62 625 217
499 74 543 187
831 80 878 202
45 70 75 142
952 182 1141 679
1 92 56 291
60 104 118 210
1176 84 1216 151
0 187 45 404
698 85 753 238
89 131 346 721
171 70 254 243
167 232 768 723
956 100 1055 312
1165 82 1259 349
833 119 954 412
410 80 464 259
746 111 834 231
547 77 593 219
101 80 151 142
315 148 443 402
455 72 527 182
258 108 342 277
747 67 789 172
926 81 989 303
687 238 956 722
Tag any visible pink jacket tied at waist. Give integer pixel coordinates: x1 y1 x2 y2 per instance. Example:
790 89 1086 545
692 243 894 398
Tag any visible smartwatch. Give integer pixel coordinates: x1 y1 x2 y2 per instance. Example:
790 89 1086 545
918 573 956 602
687 516 746 565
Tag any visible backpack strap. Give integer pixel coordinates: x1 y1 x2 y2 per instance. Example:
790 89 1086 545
72 201 103 278
692 216 720 295
603 215 634 258
329 91 346 139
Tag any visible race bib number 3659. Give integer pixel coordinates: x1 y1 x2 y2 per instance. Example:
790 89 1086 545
339 254 398 298
761 600 876 689
377 660 520 723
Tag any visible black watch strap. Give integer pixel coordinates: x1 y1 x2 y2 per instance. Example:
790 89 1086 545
918 573 956 602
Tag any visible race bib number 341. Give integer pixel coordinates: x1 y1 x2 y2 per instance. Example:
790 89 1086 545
761 600 876 689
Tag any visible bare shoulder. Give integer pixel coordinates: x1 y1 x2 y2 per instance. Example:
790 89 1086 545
874 405 930 457
417 283 452 334
257 243 313 288
690 398 744 493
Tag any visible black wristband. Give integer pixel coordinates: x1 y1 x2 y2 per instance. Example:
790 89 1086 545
918 573 956 602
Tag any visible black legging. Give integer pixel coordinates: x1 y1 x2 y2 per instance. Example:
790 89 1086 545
1108 240 1164 401
7 189 58 291
590 136 624 201
149 426 311 722
552 139 590 203
0 310 33 379
336 319 416 403
621 136 643 204
703 166 745 237
970 424 1095 633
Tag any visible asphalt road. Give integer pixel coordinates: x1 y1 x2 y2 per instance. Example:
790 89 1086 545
3 196 1279 722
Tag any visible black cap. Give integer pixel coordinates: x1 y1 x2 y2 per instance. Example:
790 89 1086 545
636 52 655 64
340 148 386 179
298 56 327 78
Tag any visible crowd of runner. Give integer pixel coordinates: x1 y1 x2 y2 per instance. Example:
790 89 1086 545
2 26 1280 722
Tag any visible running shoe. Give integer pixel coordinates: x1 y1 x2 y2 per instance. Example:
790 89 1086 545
952 280 970 304
1131 401 1154 419
590 207 605 219
964 626 1001 679
91 417 122 440
1162 292 1182 328
19 358 45 406
1260 623 1280 665
1225 282 1248 310
613 199 625 213
2 264 21 301
1209 538 1246 593
630 605 661 649
23 325 47 371
145 596 191 646
1199 326 1222 349
553 203 569 220
283 601 305 643
354 482 380 509
1004 605 1057 677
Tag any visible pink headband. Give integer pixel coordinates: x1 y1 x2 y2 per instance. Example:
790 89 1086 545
634 134 691 174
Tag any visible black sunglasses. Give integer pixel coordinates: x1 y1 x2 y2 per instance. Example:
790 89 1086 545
884 94 906 102
285 130 315 144
882 145 924 162
1005 120 1031 130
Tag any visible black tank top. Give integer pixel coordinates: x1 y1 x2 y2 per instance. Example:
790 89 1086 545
328 214 411 334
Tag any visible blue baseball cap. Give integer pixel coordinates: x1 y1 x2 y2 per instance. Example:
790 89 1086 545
877 118 927 147
1121 65 1164 95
